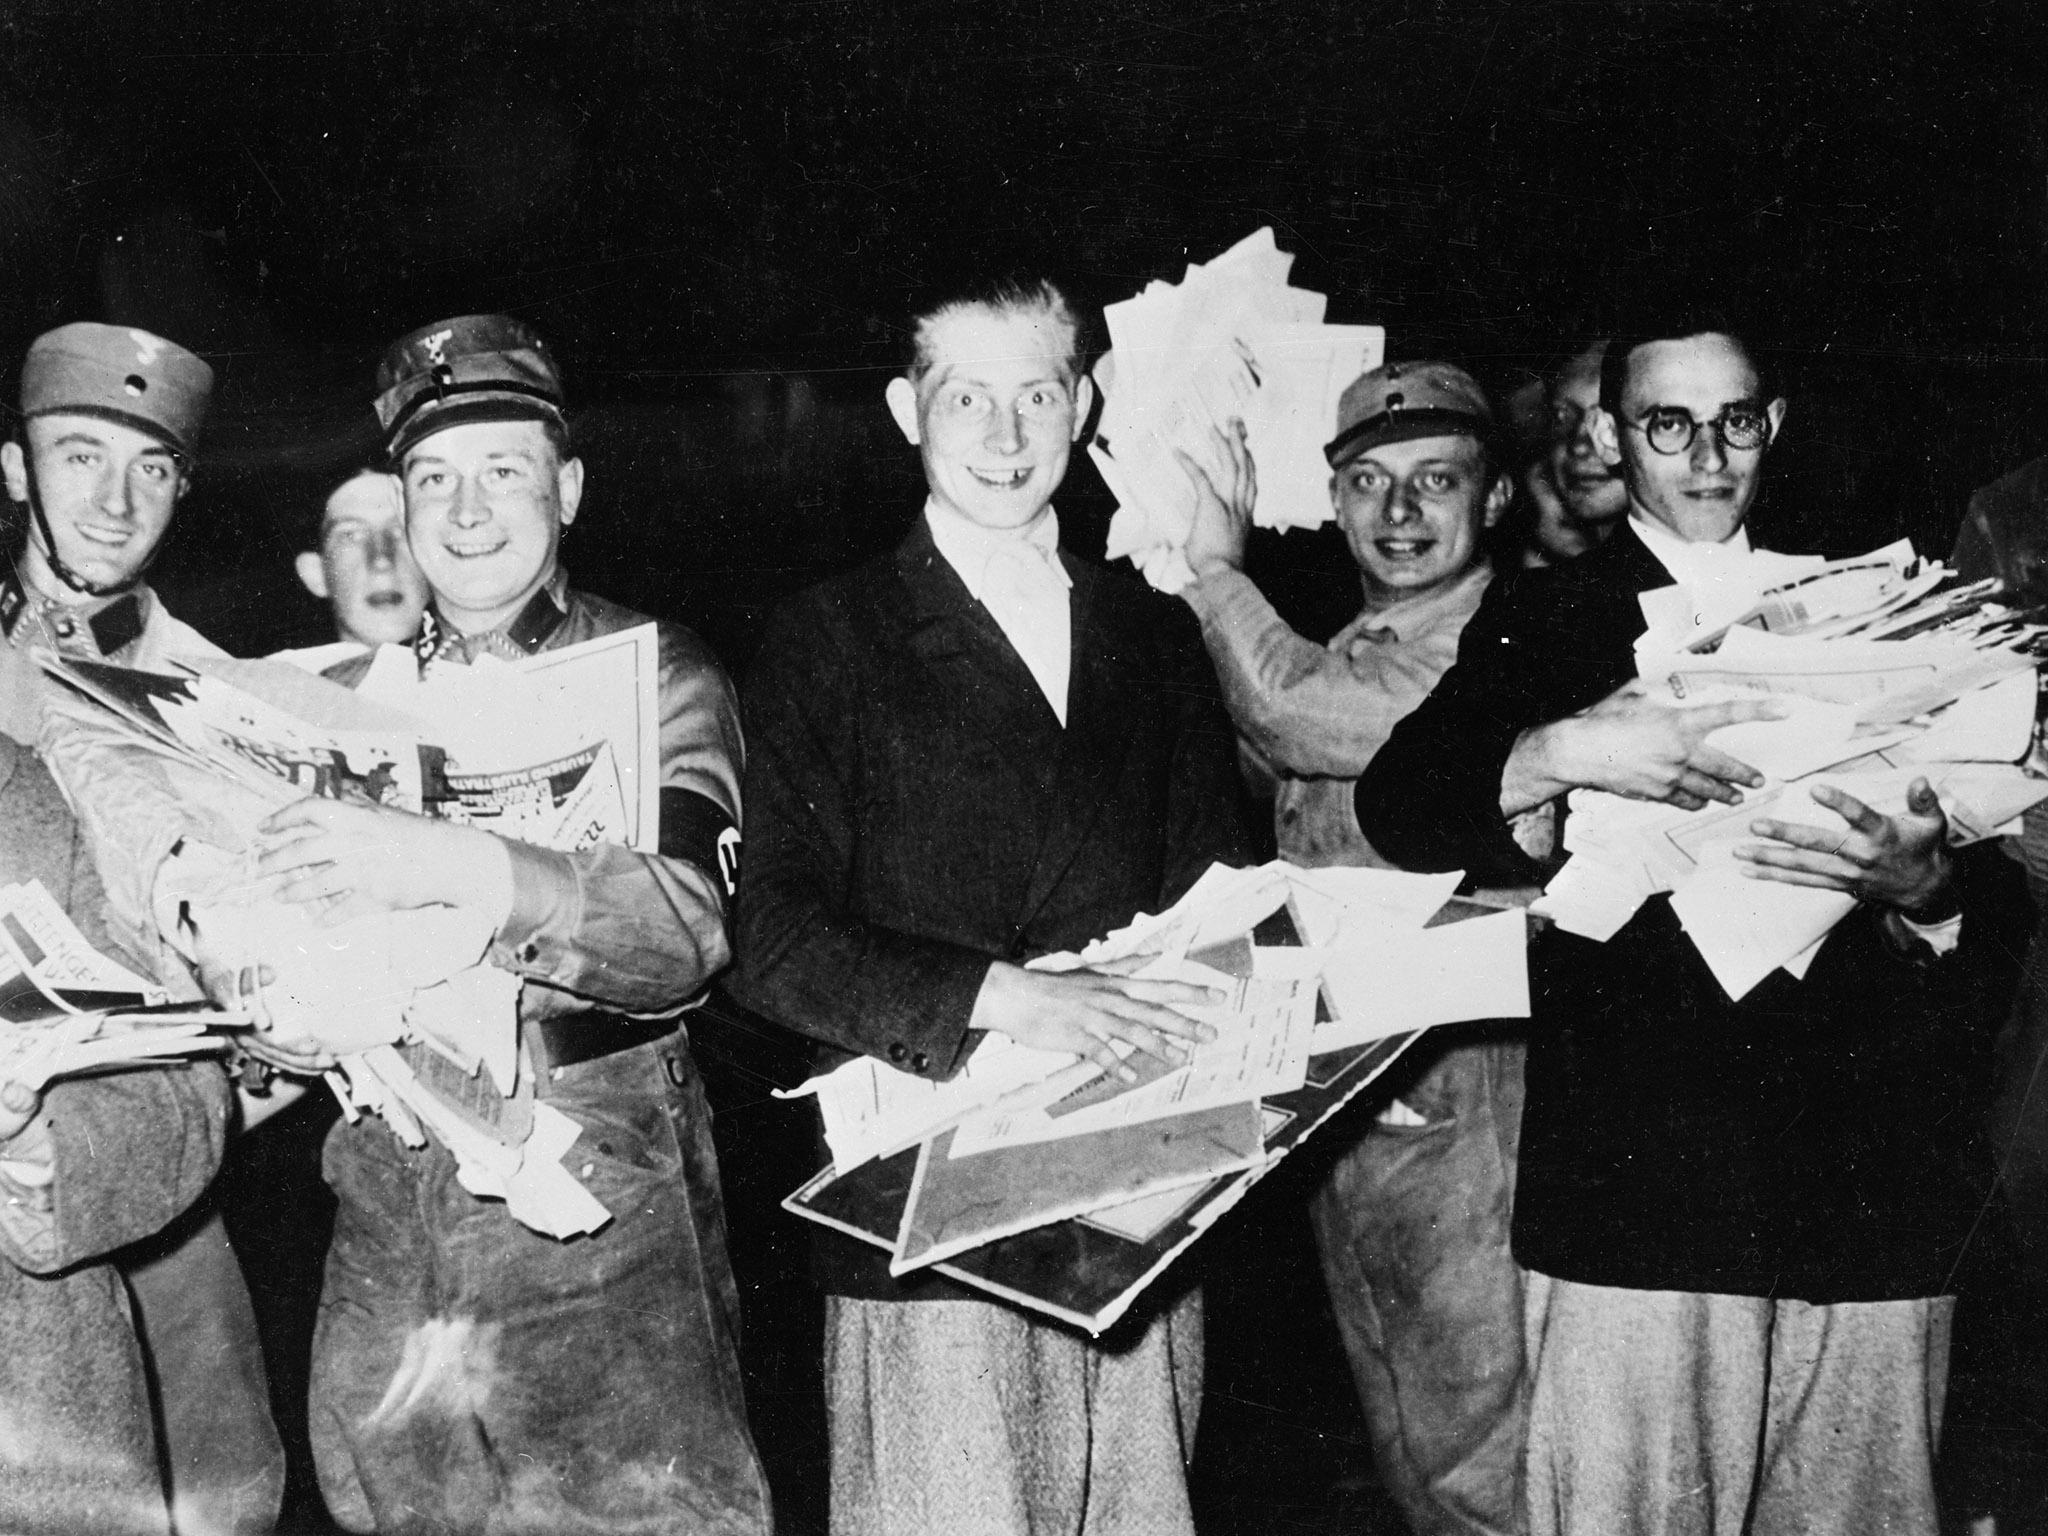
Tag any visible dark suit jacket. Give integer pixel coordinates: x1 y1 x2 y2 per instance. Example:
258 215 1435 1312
1358 522 2027 1301
732 518 1253 1300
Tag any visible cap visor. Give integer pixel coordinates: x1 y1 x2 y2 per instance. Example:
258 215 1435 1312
386 397 563 462
1325 408 1489 468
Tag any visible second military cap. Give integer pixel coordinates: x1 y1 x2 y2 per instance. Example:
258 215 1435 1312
21 322 215 458
373 314 564 461
1325 360 1494 470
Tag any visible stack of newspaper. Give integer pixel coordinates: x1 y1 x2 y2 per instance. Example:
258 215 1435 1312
35 626 661 1238
781 860 1527 1283
0 878 237 1092
1089 228 1384 593
1537 540 2048 998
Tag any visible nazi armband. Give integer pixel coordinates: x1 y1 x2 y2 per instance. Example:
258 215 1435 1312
661 788 740 896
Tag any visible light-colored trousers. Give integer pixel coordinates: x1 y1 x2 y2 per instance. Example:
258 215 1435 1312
825 1292 1202 1536
1523 1272 1952 1536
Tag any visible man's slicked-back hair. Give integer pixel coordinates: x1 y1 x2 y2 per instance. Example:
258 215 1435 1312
905 274 1087 386
1598 315 1775 416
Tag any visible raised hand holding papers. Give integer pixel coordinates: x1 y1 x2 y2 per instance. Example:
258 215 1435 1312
1090 228 1385 592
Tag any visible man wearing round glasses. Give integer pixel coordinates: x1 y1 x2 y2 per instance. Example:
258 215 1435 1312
1356 322 2024 1533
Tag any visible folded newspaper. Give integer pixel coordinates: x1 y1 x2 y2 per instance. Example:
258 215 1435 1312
780 860 1528 1300
1089 227 1385 593
1537 541 2048 998
35 628 660 1239
0 879 238 1092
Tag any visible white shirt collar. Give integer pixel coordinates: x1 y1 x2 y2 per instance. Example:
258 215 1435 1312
923 497 1070 599
1628 510 1754 583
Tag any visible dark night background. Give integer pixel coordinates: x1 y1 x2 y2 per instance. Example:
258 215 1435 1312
8 1 2048 1529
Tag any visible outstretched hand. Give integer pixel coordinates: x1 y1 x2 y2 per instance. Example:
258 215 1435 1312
971 962 1223 1082
1174 419 1258 580
1511 681 1784 812
1737 777 1953 915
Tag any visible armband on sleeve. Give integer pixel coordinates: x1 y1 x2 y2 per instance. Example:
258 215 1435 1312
662 787 740 896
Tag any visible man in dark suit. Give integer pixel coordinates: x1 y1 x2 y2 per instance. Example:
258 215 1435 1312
732 275 1252 1535
1358 324 2025 1535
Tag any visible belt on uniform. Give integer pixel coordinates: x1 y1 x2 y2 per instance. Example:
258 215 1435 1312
534 1012 678 1072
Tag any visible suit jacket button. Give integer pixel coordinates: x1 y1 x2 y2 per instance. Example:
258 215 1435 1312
912 1051 930 1072
887 1042 907 1062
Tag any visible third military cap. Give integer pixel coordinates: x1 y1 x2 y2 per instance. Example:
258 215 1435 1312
373 314 564 462
21 322 215 458
1325 360 1494 470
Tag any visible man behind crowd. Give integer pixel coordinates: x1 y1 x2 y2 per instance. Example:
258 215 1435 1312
293 466 427 647
1175 361 1527 1535
734 275 1250 1535
0 323 284 1536
1359 320 2025 1534
236 314 770 1533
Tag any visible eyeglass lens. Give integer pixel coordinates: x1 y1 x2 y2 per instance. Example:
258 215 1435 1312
1640 407 1770 455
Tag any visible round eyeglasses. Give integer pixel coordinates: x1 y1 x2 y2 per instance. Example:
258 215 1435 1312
1626 404 1773 456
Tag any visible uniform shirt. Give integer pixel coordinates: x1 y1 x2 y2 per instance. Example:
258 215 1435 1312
1183 562 1493 867
0 563 221 745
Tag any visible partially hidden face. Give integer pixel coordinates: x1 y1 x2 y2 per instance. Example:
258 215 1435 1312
1546 351 1628 529
1330 433 1507 604
3 413 187 595
1601 332 1784 545
886 304 1093 532
306 472 429 646
398 418 581 633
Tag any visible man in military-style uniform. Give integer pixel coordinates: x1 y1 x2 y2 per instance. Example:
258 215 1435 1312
246 315 770 1534
0 322 284 1536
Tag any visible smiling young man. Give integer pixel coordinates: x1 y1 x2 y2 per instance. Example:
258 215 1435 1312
0 322 287 1536
1357 323 2025 1535
1176 362 1530 1536
734 276 1251 1535
1528 340 1629 564
245 314 769 1535
293 468 427 648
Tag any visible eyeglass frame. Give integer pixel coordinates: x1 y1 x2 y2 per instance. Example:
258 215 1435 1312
1622 400 1776 457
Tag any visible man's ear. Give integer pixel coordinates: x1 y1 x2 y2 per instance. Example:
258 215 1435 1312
1068 376 1095 442
294 551 330 600
1483 471 1513 529
1588 406 1623 468
0 441 24 504
556 456 585 529
885 377 921 446
1765 397 1788 446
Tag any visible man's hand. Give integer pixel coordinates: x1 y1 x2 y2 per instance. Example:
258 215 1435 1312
196 957 339 1074
1504 681 1783 813
970 963 1223 1082
0 1081 43 1146
1174 419 1257 580
1736 778 1954 915
255 799 512 927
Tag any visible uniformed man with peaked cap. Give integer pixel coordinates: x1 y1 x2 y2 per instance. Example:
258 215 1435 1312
0 320 286 1536
236 313 770 1534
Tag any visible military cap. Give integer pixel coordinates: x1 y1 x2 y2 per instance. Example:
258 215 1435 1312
1325 360 1494 470
21 322 215 458
374 314 565 462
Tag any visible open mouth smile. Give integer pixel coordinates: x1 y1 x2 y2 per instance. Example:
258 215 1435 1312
969 467 1032 491
1375 538 1437 559
442 540 509 560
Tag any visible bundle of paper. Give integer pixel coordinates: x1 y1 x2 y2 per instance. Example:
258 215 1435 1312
0 879 237 1091
782 860 1528 1282
1541 543 2048 999
39 628 664 1238
1088 228 1384 592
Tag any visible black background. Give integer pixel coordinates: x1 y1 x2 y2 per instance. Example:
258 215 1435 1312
9 1 2048 1528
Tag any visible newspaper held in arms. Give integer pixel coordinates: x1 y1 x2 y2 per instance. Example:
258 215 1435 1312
1089 227 1386 593
780 860 1528 1281
1536 540 2048 999
0 880 239 1092
35 626 661 1239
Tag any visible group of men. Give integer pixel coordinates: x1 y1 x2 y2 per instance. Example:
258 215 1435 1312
0 278 2033 1536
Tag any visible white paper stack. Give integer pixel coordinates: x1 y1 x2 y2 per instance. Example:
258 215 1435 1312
1539 543 2048 998
1089 229 1385 592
